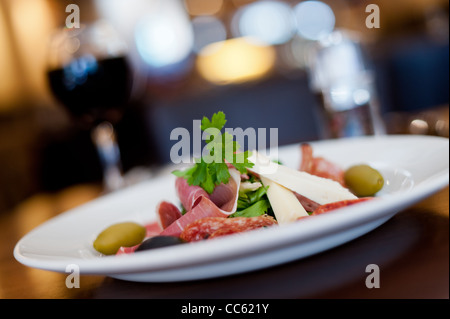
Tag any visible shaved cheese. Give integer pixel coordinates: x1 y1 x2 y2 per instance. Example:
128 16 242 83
248 151 357 205
239 181 263 192
260 177 309 225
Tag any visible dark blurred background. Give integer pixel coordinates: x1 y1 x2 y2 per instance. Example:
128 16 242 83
0 0 448 213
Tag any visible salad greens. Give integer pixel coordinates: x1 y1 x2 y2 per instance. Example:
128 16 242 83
173 112 254 194
231 182 272 218
173 111 271 219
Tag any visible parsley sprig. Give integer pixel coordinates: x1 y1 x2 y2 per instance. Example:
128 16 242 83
173 112 254 194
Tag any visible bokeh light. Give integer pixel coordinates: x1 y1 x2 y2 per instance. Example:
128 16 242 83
232 0 296 45
294 1 335 41
196 37 276 85
134 1 193 70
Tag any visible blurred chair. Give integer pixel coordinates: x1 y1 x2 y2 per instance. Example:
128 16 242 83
375 35 449 113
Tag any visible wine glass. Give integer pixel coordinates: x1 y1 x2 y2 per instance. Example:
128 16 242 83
46 21 132 192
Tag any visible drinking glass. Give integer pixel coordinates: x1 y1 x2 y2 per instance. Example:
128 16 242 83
46 21 132 192
307 30 385 139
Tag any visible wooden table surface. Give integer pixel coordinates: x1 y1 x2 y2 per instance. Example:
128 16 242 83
1 181 448 300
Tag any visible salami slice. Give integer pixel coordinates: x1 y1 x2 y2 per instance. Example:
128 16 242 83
180 215 277 242
293 192 320 212
311 197 374 216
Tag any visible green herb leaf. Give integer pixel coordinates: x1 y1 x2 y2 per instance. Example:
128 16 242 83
201 111 227 132
172 112 254 194
231 150 254 174
208 162 230 186
247 185 268 203
230 199 271 218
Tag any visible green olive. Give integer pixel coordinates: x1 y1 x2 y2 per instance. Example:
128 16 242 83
344 164 384 197
93 222 146 255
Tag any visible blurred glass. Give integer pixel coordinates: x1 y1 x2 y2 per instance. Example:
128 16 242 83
306 30 386 139
46 21 132 192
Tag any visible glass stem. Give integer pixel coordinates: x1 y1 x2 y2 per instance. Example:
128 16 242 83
91 121 124 192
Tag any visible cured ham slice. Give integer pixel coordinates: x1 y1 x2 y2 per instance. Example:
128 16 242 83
145 221 163 236
116 221 162 255
180 215 277 242
299 143 346 187
156 201 182 229
160 168 241 237
116 245 139 255
209 183 237 211
175 177 209 211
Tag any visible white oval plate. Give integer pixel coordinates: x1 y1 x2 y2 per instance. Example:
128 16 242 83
14 135 449 282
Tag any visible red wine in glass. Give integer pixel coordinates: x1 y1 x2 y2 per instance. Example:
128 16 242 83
48 55 131 124
46 22 133 192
